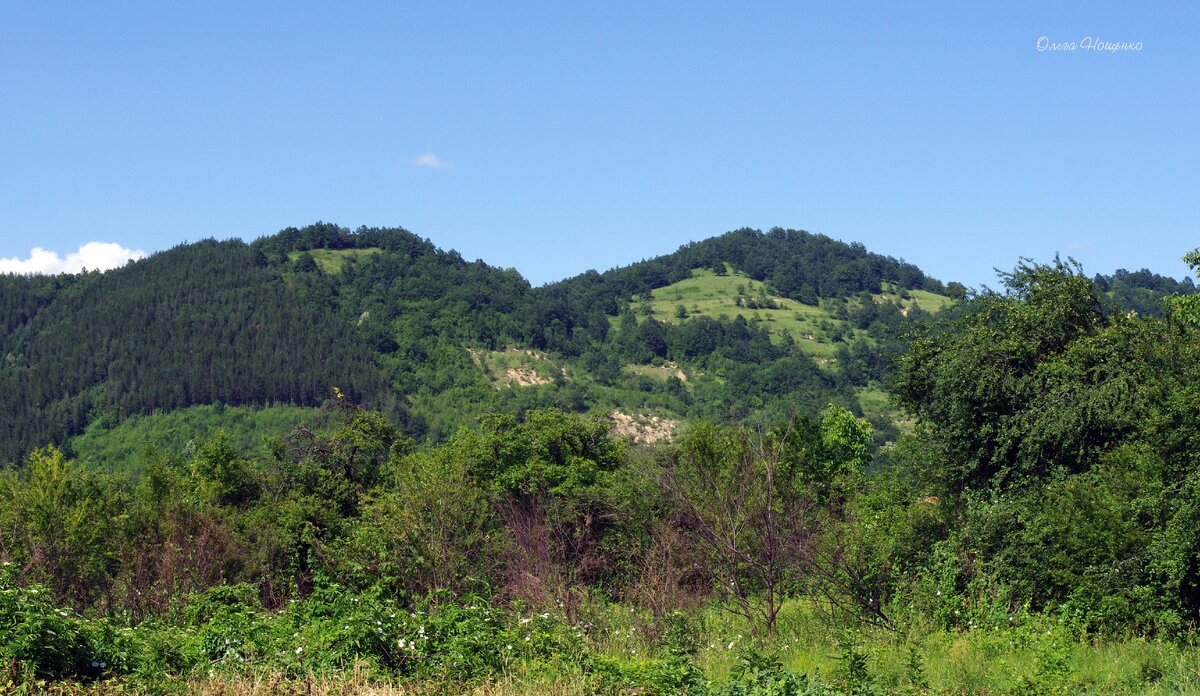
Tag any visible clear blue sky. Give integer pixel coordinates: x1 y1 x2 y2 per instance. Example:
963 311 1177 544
1 2 1196 286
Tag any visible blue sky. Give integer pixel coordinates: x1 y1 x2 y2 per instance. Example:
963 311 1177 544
1 2 1196 286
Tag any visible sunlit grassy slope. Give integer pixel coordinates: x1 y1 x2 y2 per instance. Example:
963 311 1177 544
287 247 380 273
71 404 334 473
630 268 950 359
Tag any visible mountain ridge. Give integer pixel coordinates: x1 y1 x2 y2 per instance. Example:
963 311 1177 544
0 222 1192 466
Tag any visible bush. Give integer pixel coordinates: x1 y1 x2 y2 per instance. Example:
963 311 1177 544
712 648 836 696
586 653 708 695
0 564 93 679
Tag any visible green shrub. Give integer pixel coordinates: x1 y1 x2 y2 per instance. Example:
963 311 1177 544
0 565 93 679
280 583 409 674
712 648 835 696
586 653 708 695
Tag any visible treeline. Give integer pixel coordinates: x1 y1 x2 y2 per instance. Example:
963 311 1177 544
1094 267 1197 317
266 223 936 438
253 223 940 358
520 227 938 356
6 253 1200 630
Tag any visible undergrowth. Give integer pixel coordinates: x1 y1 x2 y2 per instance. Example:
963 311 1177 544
4 566 1200 695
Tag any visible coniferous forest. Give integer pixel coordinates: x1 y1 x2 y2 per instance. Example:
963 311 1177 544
2 224 1200 694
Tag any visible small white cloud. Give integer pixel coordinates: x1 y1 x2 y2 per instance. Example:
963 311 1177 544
411 152 452 169
0 242 146 275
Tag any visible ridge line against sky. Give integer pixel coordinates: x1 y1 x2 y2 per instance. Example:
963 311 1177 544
1 2 1196 286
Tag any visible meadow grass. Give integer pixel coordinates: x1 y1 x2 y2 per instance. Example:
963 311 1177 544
287 247 381 274
640 269 844 356
45 598 1200 695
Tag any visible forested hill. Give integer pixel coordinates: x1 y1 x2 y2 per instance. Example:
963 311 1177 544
0 239 396 463
523 227 943 357
0 222 1192 466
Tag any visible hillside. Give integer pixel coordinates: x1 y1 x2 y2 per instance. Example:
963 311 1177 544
1 222 1190 468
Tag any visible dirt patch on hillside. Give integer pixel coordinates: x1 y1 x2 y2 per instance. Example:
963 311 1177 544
663 361 687 381
505 366 553 387
609 411 678 445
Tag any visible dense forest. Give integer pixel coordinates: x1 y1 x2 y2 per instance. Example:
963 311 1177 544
1 227 1199 694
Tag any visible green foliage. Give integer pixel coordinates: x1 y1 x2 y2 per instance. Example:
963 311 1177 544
463 410 624 499
833 635 874 694
664 408 874 634
712 648 835 696
1167 248 1200 324
892 253 1200 632
190 430 259 507
70 403 333 474
5 243 1200 693
0 565 93 679
346 445 494 597
0 222 958 466
293 250 319 273
587 653 709 695
808 404 873 503
894 257 1107 491
0 446 120 608
1152 466 1200 627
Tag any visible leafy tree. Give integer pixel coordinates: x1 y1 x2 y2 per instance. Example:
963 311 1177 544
893 257 1106 491
190 430 259 508
347 446 495 598
635 318 669 360
293 251 319 273
662 406 872 635
1168 249 1200 324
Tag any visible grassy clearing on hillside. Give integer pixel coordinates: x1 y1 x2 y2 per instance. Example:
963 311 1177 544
903 288 952 313
854 385 892 421
71 404 333 473
626 362 690 384
629 269 849 356
471 348 566 388
287 248 380 273
627 269 953 364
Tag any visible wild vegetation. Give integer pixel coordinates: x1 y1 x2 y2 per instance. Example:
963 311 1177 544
1 229 1199 693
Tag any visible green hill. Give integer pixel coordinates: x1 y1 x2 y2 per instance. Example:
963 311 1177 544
0 221 1079 467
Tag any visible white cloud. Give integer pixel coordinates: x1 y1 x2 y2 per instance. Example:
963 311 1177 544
0 242 146 275
411 152 452 169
